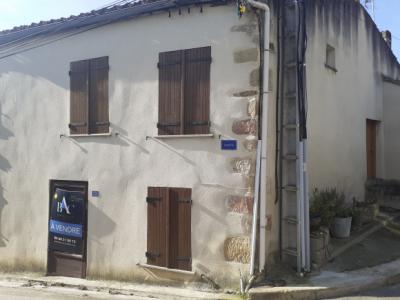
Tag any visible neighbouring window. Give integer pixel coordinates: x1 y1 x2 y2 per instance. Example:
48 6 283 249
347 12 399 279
158 46 211 135
325 44 336 71
146 187 192 271
69 56 109 135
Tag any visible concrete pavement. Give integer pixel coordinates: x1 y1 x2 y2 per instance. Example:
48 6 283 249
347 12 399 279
0 273 239 300
249 258 400 300
328 283 400 299
0 283 155 299
0 251 399 300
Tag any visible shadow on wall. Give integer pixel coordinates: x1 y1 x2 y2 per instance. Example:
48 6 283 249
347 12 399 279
88 202 116 246
0 103 12 247
0 185 8 247
112 124 150 154
59 122 152 152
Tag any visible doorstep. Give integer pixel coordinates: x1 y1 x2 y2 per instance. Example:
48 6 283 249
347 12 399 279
136 263 197 283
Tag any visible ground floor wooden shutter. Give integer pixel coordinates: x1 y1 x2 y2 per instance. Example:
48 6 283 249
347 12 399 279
169 188 192 271
70 60 89 135
158 51 182 135
184 47 211 134
89 56 109 134
146 187 168 267
146 187 192 271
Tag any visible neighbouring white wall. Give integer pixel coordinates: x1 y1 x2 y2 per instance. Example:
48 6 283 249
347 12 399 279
383 80 400 180
0 4 263 287
305 0 400 201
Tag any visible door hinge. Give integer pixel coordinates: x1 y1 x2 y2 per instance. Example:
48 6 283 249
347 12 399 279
145 251 161 258
69 70 87 76
157 122 180 128
146 197 161 203
187 121 211 127
69 122 87 128
177 198 192 204
95 121 110 126
157 61 181 68
176 256 192 262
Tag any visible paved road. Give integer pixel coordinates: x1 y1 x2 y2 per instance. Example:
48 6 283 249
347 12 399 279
329 284 400 299
0 284 159 300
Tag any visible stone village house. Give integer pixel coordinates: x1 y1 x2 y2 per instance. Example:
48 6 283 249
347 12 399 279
0 0 398 288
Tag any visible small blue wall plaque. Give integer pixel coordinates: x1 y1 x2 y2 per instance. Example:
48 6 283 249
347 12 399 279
221 140 237 150
92 191 100 197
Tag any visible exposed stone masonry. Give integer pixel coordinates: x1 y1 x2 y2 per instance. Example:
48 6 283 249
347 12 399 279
222 15 261 264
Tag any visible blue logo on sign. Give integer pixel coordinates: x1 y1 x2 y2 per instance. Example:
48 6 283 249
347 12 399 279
57 197 71 214
49 219 82 238
221 140 237 150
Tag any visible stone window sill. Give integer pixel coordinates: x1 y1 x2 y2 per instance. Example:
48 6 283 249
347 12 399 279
60 132 114 138
136 263 196 276
147 134 214 140
325 63 338 73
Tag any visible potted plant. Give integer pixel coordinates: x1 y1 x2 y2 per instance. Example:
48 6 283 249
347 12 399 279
332 203 353 238
309 188 338 231
309 188 339 266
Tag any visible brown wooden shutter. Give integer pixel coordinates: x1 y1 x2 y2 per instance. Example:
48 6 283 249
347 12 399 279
70 60 89 135
184 47 211 134
146 187 168 267
169 188 192 271
147 187 192 271
158 50 183 135
89 56 109 134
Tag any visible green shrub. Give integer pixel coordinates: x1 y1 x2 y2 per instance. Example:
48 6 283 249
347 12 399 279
335 206 353 218
310 188 345 227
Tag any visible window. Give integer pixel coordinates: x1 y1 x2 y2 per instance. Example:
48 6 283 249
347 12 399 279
158 46 211 135
146 187 192 271
325 44 336 72
69 56 109 135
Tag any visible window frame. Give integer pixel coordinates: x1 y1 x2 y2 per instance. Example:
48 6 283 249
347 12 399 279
157 47 211 136
325 44 337 72
69 56 110 135
146 187 192 271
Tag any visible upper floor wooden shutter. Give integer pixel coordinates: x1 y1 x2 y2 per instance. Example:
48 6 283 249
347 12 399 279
89 56 109 134
70 60 89 135
158 50 182 135
158 47 211 135
184 47 211 134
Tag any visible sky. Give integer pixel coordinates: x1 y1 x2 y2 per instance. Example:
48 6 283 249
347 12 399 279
0 0 398 59
362 0 400 60
0 0 113 29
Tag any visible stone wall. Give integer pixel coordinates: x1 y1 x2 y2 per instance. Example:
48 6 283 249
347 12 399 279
221 12 260 265
366 178 400 202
